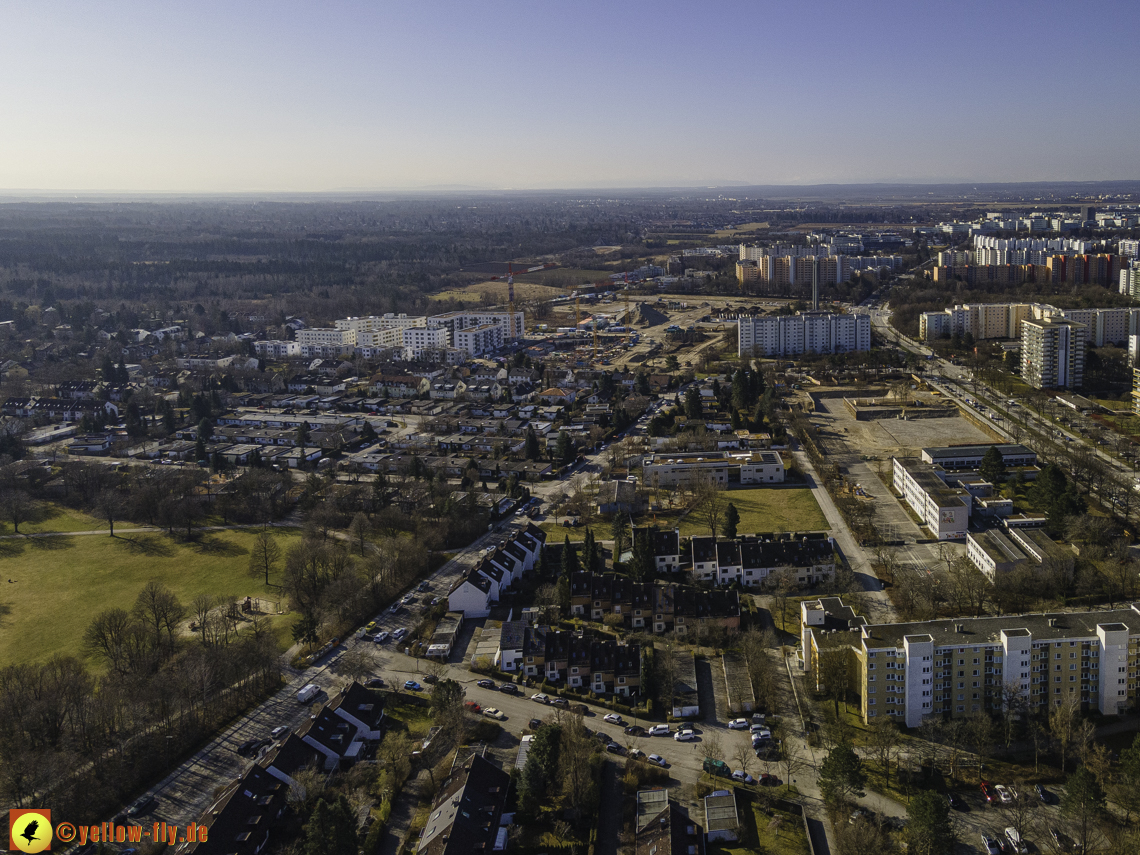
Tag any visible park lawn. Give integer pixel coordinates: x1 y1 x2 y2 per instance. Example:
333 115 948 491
15 505 115 535
0 526 303 667
677 486 828 538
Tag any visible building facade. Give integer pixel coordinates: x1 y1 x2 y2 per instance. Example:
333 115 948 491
1021 318 1087 390
737 312 870 357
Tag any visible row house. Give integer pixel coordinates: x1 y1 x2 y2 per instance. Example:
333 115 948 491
631 526 682 572
689 533 837 587
447 525 547 618
499 626 643 696
567 571 741 634
3 396 120 421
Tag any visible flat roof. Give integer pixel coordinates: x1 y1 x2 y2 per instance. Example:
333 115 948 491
704 792 738 832
922 443 1034 459
971 530 1026 565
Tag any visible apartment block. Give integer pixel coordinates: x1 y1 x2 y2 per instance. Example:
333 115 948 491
892 457 970 540
802 597 1140 727
453 322 504 356
402 325 450 359
1021 318 1087 390
737 312 870 357
643 450 784 487
428 310 524 341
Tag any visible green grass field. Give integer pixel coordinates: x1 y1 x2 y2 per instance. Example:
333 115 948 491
538 486 828 544
14 505 115 535
0 525 303 667
676 486 828 537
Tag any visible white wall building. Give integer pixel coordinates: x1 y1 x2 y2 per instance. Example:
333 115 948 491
737 312 870 357
892 457 969 540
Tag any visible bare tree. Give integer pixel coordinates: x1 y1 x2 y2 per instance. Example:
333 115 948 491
701 731 725 764
347 512 370 557
779 737 808 792
0 489 33 534
868 716 901 783
1049 692 1081 773
96 489 125 537
247 529 283 586
691 471 725 537
132 580 185 652
731 742 755 779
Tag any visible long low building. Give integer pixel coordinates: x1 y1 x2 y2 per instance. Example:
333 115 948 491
689 533 836 587
966 526 1074 581
920 443 1036 470
737 311 870 357
802 597 1140 727
643 450 784 487
892 457 970 540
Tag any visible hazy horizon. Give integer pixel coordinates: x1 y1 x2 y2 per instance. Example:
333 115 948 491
2 1 1137 193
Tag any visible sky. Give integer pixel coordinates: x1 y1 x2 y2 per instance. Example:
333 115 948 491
0 0 1137 193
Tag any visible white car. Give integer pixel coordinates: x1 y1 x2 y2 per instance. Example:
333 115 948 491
994 784 1013 804
531 693 551 704
603 713 623 724
980 835 1000 855
392 628 407 641
648 754 667 767
483 707 506 720
731 770 755 784
647 724 670 736
674 730 694 742
1004 828 1027 854
728 718 749 730
373 631 389 643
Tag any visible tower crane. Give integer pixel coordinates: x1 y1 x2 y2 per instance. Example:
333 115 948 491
485 262 555 340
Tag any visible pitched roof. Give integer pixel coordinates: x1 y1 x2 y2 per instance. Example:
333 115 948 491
418 755 510 855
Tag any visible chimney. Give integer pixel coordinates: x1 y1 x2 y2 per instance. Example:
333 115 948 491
1048 618 1057 627
954 623 964 633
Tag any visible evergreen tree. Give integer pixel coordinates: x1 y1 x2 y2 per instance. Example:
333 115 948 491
524 426 541 460
818 742 866 806
731 368 749 413
905 789 955 855
979 445 1007 485
684 386 703 421
303 795 359 855
560 536 580 576
722 503 740 539
611 514 628 564
555 430 575 465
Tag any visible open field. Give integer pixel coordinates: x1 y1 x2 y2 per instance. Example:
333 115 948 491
712 222 770 238
14 505 114 535
429 281 567 303
675 486 828 537
0 524 303 666
538 485 828 544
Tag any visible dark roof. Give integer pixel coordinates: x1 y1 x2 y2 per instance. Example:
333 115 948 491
328 682 386 731
635 801 705 855
691 536 717 564
301 706 359 758
418 755 510 855
262 733 323 781
179 765 288 854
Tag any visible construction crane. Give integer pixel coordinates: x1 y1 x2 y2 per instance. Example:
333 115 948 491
623 273 633 348
486 262 556 340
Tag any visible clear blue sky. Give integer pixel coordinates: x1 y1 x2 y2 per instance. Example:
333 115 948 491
1 0 1136 192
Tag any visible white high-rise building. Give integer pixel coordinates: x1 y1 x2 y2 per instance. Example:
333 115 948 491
737 312 870 357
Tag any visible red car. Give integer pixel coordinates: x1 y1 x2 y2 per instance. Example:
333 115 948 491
464 701 482 713
980 781 994 803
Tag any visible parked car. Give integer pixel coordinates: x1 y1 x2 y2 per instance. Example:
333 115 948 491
946 793 964 810
237 738 261 756
624 725 646 736
531 693 550 704
297 684 320 704
673 730 694 742
731 770 755 784
365 621 378 633
498 683 519 695
270 726 289 740
528 718 543 729
751 713 766 725
392 628 407 640
1035 784 1048 803
758 773 779 787
463 701 481 713
476 679 496 689
603 713 623 724
1004 827 1027 854
404 680 423 692
980 834 1001 855
417 581 430 592
647 724 670 736
648 754 667 767
483 707 506 720
629 748 645 760
373 631 389 643
606 743 627 755
389 603 401 613
728 718 749 730
550 697 568 707
126 795 155 817
994 784 1013 804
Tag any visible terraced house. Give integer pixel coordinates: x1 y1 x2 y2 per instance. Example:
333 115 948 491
689 533 836 587
496 626 643 696
802 597 1140 727
568 571 740 634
